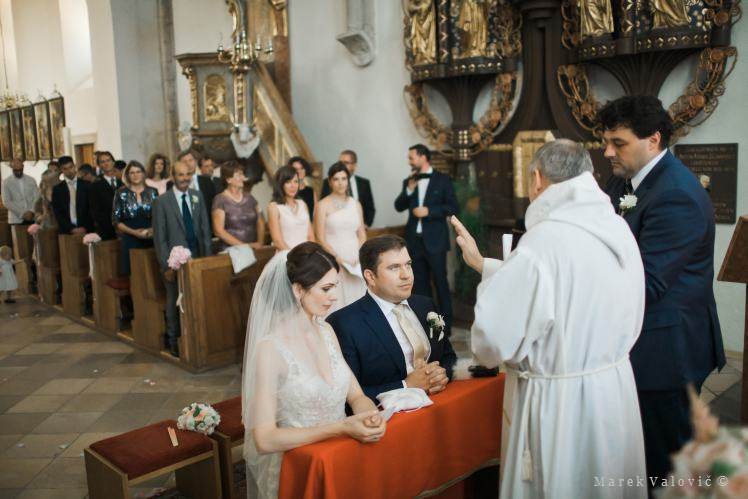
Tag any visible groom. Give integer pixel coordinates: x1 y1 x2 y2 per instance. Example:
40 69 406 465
327 235 457 401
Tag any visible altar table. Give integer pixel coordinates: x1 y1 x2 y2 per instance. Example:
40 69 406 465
279 375 505 499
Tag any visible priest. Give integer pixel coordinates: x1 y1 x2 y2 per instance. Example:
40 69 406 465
452 139 647 498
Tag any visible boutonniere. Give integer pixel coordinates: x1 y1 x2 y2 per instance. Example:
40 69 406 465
618 194 637 214
426 312 446 341
191 194 199 205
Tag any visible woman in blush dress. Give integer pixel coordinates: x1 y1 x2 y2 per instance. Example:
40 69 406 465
314 162 367 310
145 153 170 195
212 161 265 252
267 166 314 251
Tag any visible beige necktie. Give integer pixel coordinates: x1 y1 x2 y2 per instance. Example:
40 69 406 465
68 180 77 225
392 304 427 366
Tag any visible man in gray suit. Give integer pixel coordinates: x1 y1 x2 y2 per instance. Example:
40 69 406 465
2 158 40 224
152 160 212 357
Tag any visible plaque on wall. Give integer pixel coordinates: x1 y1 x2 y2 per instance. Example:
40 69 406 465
0 111 11 161
21 105 38 161
675 143 738 224
9 108 24 159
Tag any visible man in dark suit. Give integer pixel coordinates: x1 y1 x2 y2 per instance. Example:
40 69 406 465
88 151 124 240
599 96 725 488
51 156 94 235
199 156 223 194
168 150 217 231
327 235 457 401
394 144 459 328
153 159 213 357
321 149 375 227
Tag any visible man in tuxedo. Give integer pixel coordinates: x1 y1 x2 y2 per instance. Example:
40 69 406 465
321 149 375 227
327 235 457 401
88 151 124 240
153 160 213 357
599 96 725 488
394 144 458 328
168 150 217 231
51 156 94 235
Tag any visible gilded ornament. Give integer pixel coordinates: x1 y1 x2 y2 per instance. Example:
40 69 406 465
405 0 437 65
456 0 490 58
203 74 231 123
580 0 615 38
651 0 691 28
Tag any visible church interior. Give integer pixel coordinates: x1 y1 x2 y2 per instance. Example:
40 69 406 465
0 0 746 497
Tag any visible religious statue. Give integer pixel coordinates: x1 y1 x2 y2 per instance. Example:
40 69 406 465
406 0 437 65
457 0 490 58
204 75 231 123
580 0 615 38
651 0 691 28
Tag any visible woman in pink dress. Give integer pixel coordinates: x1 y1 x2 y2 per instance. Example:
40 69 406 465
145 153 170 195
267 166 315 250
315 162 367 311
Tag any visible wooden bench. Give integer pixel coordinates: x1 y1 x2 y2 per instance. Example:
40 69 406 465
130 248 166 353
91 240 127 334
85 419 222 499
36 228 60 305
58 234 90 317
210 397 244 499
11 224 34 293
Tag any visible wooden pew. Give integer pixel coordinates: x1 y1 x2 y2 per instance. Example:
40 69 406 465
91 240 125 335
36 228 60 305
366 225 406 239
58 234 90 317
11 224 34 293
178 246 275 371
130 248 166 354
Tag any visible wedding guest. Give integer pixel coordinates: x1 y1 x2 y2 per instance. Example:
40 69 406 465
51 156 94 235
200 156 223 193
114 160 126 179
113 161 159 275
315 162 366 309
168 150 217 223
2 158 40 225
243 242 386 498
146 153 170 195
89 150 124 240
288 156 317 218
212 161 265 251
322 150 375 227
35 168 62 229
0 245 18 303
267 166 314 250
394 144 458 328
152 160 212 357
43 160 59 177
78 164 97 183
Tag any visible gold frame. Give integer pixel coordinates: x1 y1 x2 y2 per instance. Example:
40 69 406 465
21 105 38 161
34 101 52 160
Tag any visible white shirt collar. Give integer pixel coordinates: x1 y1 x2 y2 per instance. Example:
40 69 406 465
368 291 408 316
173 186 189 198
631 148 667 191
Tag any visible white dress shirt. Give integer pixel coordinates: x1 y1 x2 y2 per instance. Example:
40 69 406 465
349 174 359 201
369 291 431 384
631 148 667 191
406 167 433 234
173 187 192 217
66 178 77 225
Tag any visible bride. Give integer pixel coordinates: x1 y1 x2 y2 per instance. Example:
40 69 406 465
242 242 387 498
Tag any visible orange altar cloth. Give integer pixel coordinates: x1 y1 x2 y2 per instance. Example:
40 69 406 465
279 375 505 499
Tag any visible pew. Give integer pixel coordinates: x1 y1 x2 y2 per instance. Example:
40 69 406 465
58 234 90 317
36 228 60 305
366 225 406 239
229 246 276 345
0 210 11 247
178 246 275 371
91 240 126 335
11 224 34 293
130 248 166 354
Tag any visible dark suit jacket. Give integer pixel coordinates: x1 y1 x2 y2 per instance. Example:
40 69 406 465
322 175 375 226
327 292 457 401
51 178 94 234
394 171 458 254
88 175 124 240
604 150 725 391
167 176 217 230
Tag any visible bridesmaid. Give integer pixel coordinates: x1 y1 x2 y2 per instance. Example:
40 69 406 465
314 162 366 309
145 153 170 195
287 156 317 219
267 166 315 250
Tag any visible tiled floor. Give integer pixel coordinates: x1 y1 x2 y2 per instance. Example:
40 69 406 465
0 296 741 498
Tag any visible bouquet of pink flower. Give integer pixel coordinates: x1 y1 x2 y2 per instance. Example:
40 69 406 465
167 246 192 270
82 233 101 245
27 224 41 236
177 402 221 435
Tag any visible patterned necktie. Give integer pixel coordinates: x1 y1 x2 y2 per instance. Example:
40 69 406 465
392 304 427 366
181 193 198 255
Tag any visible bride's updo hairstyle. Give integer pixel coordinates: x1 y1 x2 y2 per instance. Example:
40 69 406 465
286 242 340 290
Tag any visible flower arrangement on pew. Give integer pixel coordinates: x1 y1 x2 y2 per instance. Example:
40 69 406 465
82 233 102 279
167 245 191 270
661 386 748 498
177 403 221 435
82 233 101 245
27 224 40 236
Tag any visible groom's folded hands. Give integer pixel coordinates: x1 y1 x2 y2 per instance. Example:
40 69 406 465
404 361 448 394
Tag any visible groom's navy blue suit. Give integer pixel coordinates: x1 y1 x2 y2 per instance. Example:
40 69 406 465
327 292 457 402
604 150 725 482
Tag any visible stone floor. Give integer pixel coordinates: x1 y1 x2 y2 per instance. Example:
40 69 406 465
0 295 741 498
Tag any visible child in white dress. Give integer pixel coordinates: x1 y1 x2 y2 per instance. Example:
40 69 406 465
0 246 18 304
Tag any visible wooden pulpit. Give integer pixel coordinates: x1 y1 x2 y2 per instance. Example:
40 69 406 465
91 240 123 335
58 234 90 317
10 224 34 293
130 248 166 353
36 228 60 305
717 215 748 423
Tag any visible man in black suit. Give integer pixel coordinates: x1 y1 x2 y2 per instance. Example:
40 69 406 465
199 155 223 194
88 151 123 240
599 96 725 489
167 150 217 231
321 149 376 227
327 235 457 401
51 156 94 235
394 144 458 328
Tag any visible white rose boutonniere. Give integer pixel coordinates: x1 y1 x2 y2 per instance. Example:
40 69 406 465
191 194 199 205
618 194 637 214
426 311 446 341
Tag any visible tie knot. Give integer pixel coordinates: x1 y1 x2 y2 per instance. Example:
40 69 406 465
624 179 634 194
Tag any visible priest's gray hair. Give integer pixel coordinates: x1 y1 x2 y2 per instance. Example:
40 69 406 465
528 139 593 183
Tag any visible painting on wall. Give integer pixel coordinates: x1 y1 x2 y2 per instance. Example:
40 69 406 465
48 97 66 157
34 101 52 160
9 108 24 160
0 112 11 161
21 105 38 161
